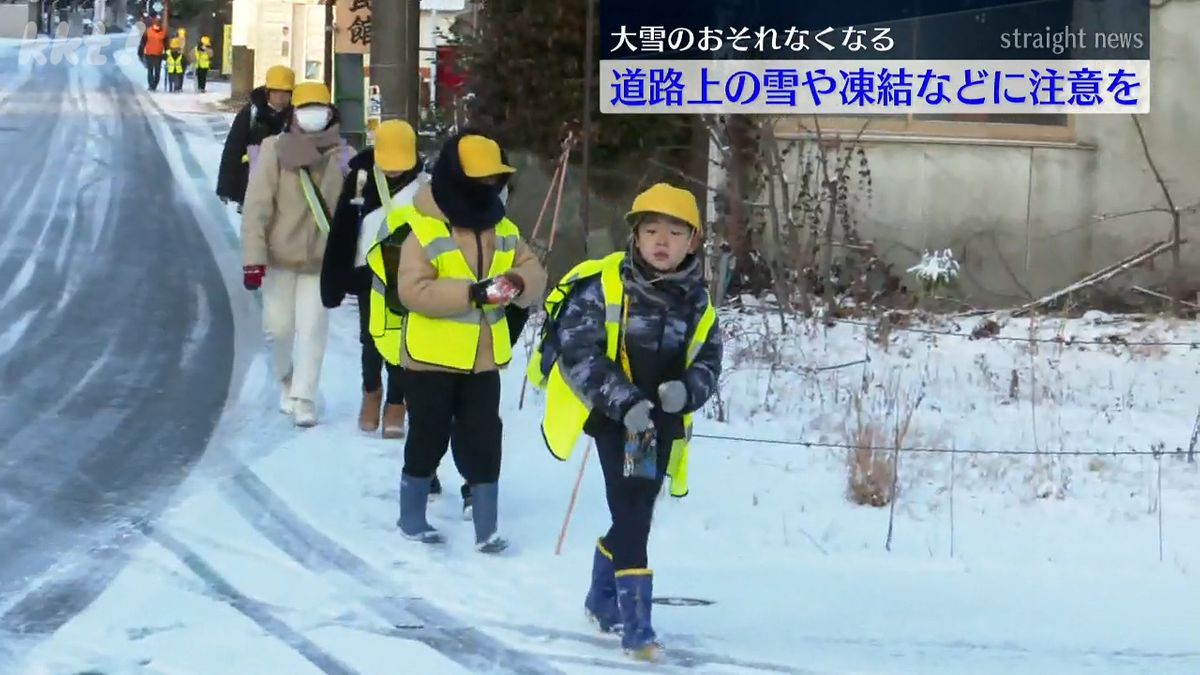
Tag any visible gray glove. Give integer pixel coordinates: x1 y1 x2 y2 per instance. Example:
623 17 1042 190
657 380 688 414
622 400 654 434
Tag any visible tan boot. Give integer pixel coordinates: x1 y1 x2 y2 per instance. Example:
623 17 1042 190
359 389 383 432
381 403 406 439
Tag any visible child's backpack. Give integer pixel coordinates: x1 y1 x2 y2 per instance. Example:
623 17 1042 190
527 252 624 390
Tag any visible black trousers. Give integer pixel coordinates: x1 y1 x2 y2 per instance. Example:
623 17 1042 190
196 67 209 91
403 370 502 484
356 287 404 405
145 56 162 90
169 72 184 91
594 422 671 571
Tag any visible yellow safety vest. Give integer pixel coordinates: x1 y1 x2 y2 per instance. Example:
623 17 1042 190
193 47 211 69
365 199 409 366
529 251 716 498
377 205 519 371
166 52 184 74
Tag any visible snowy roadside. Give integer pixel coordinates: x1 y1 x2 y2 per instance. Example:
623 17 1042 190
18 50 1200 674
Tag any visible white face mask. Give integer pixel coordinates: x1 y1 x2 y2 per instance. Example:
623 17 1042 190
294 107 329 132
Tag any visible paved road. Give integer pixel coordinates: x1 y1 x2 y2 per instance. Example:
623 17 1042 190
0 39 234 656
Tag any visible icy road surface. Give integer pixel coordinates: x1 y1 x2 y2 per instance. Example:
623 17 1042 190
0 38 234 655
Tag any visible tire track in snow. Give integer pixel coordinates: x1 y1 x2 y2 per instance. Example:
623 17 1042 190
140 523 360 675
222 467 566 675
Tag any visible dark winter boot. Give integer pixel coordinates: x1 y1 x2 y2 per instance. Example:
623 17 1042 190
461 483 472 520
584 539 622 633
470 482 508 554
397 473 443 544
616 570 662 661
429 474 443 499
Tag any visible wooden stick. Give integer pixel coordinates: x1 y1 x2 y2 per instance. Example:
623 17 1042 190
1011 239 1184 316
1132 285 1200 310
530 160 562 242
555 441 593 555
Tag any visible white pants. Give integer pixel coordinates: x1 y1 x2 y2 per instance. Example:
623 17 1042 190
261 269 328 402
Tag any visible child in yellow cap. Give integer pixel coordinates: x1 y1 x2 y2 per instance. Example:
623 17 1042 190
165 37 187 92
530 182 723 662
320 119 423 439
192 36 214 93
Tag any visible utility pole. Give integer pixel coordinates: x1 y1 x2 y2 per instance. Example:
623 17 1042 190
581 0 602 255
323 0 333 90
372 0 420 125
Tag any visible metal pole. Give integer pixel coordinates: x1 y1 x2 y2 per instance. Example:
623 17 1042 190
581 0 594 256
323 0 333 90
372 0 420 125
403 0 419 124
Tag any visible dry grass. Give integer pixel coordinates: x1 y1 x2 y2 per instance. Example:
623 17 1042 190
845 417 895 507
843 374 925 508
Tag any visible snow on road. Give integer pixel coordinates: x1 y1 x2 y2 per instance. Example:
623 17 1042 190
12 46 1200 674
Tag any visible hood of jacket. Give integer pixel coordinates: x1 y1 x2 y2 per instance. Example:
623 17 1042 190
429 132 508 232
248 86 290 130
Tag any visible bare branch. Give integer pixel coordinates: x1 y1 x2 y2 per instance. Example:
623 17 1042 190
1131 115 1179 215
1012 238 1184 316
1133 285 1200 310
1092 206 1172 222
646 157 768 209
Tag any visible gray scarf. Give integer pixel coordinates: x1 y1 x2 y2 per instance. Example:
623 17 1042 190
621 238 703 307
276 124 343 171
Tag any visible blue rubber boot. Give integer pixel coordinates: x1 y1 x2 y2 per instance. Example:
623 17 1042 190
615 569 662 660
397 473 443 544
583 539 621 633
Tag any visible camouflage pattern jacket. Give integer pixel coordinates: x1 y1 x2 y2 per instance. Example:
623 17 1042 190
555 250 723 441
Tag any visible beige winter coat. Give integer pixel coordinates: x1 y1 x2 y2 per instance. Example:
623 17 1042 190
241 135 345 273
396 183 548 373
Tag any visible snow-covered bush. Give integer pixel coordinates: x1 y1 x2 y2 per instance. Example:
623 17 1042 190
908 248 960 292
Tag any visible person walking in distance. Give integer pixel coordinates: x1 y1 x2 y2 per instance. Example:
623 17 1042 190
529 183 723 661
164 38 187 93
321 119 423 439
192 36 214 93
137 17 167 91
241 81 351 427
217 65 295 214
391 132 547 552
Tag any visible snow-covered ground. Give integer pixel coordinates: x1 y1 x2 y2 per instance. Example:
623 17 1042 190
14 51 1200 674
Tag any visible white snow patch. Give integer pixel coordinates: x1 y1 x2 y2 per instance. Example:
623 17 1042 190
22 61 1200 674
0 309 34 355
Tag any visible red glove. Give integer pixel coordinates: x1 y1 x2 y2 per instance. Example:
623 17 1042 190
243 265 266 291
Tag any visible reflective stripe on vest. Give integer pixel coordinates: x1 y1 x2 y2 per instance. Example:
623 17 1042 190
373 165 391 213
166 52 184 73
402 209 519 372
298 169 331 233
537 251 716 498
193 48 211 69
364 203 415 365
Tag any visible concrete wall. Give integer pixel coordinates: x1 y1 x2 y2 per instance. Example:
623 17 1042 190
769 3 1200 306
0 2 36 39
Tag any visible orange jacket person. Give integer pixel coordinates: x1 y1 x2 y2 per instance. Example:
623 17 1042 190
137 18 168 91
